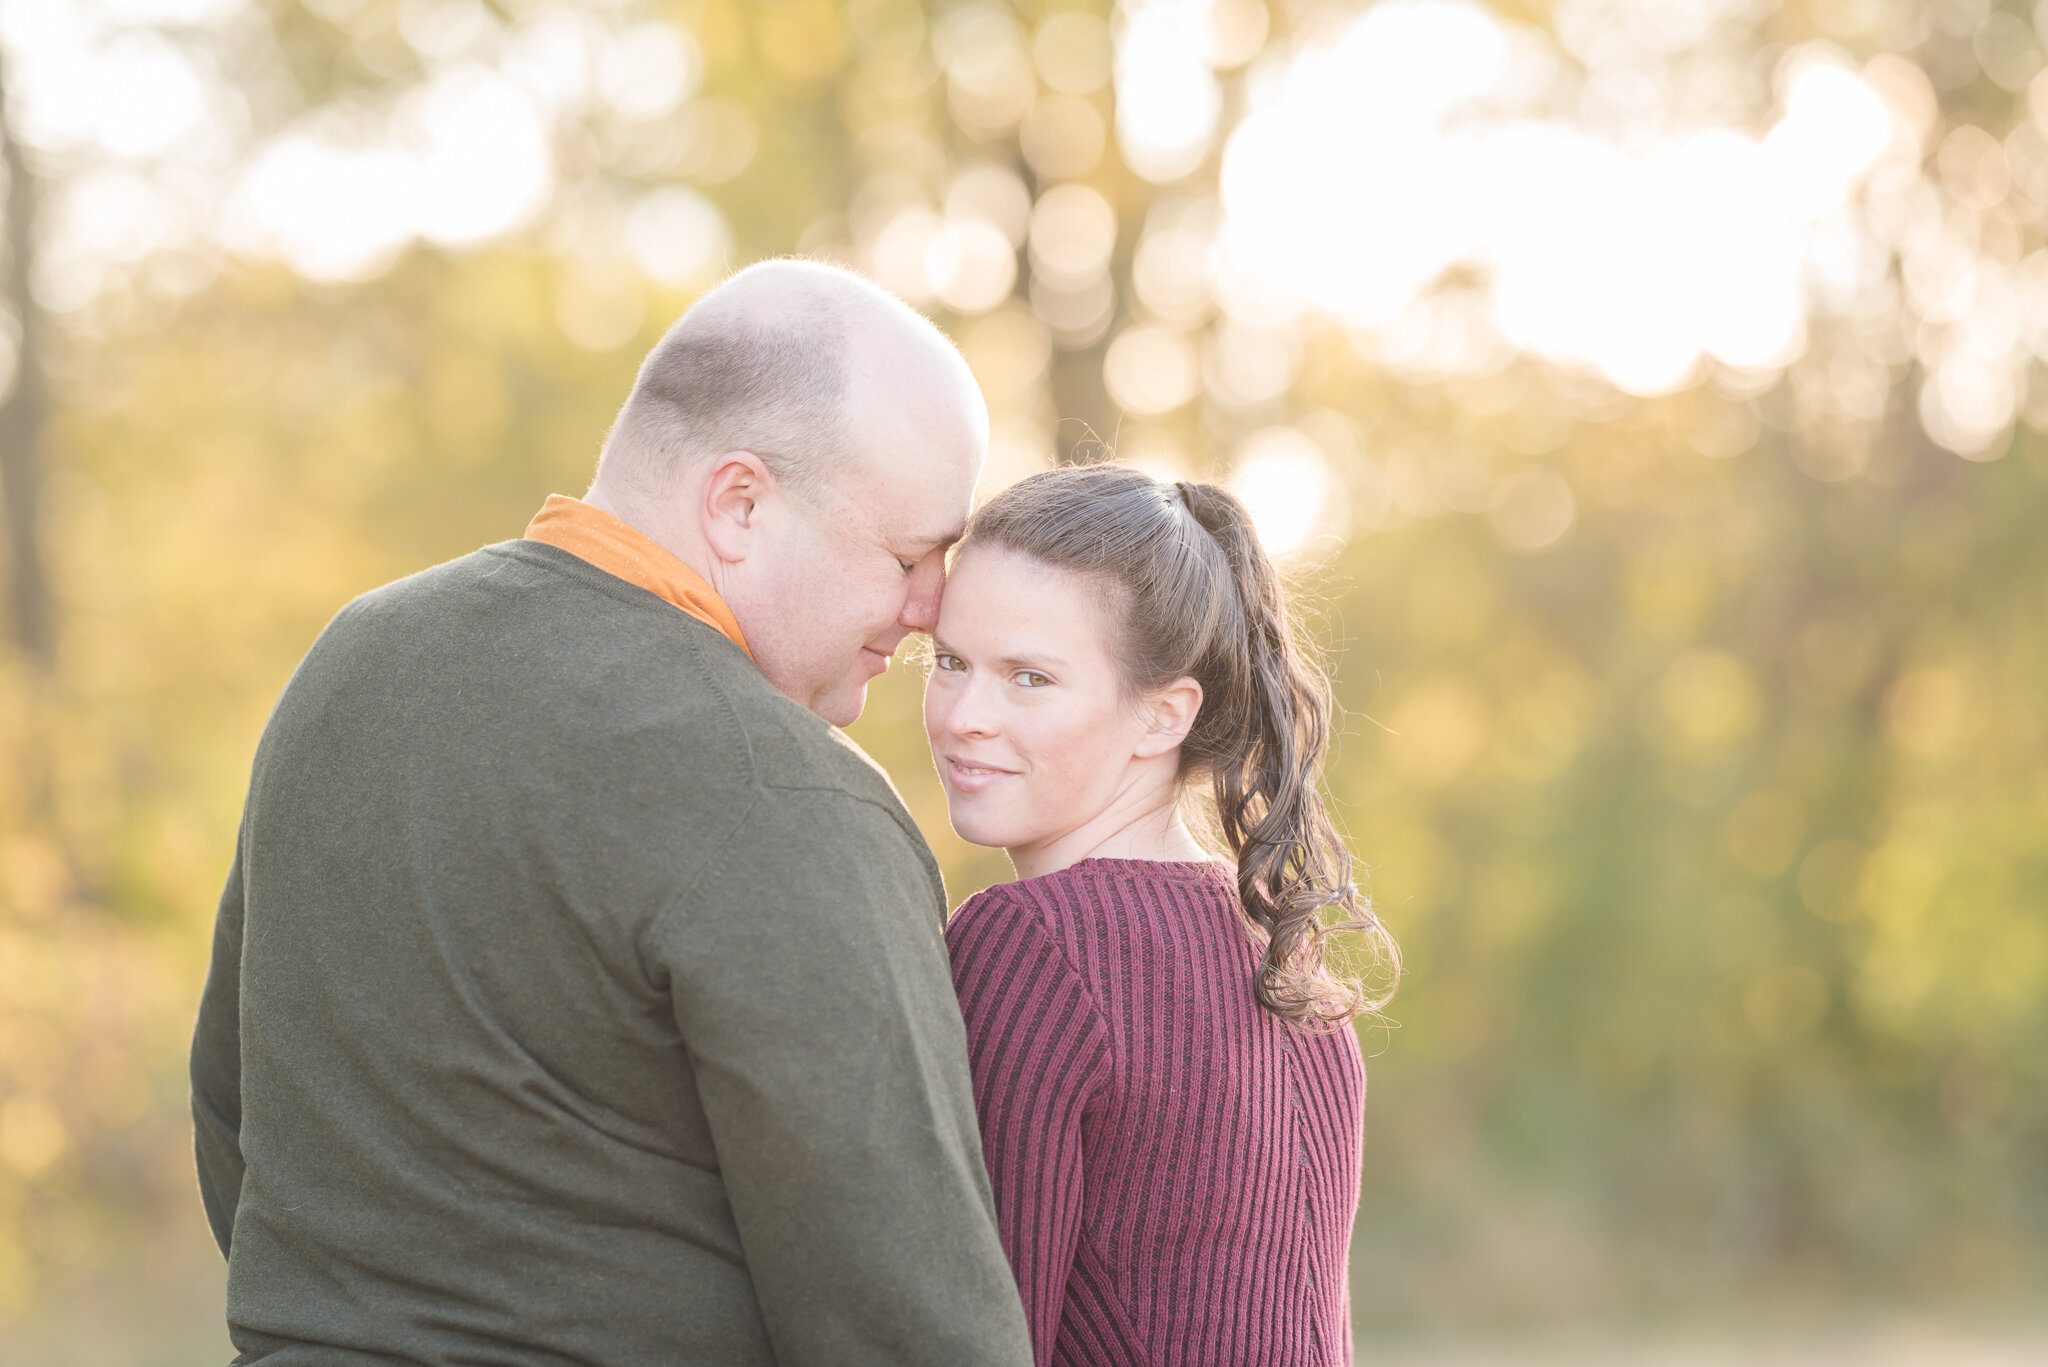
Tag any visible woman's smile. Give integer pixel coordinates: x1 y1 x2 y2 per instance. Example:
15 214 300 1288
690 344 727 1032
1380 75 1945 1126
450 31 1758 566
943 755 1022 793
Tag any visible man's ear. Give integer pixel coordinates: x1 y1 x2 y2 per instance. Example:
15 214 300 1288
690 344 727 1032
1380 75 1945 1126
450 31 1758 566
1134 676 1203 759
700 451 775 566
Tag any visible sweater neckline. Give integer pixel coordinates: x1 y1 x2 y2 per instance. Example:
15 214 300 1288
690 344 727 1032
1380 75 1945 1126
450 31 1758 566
1061 855 1231 883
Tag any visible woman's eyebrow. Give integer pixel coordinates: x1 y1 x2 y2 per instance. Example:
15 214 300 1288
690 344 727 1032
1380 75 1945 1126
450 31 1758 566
927 637 1070 672
997 652 1068 672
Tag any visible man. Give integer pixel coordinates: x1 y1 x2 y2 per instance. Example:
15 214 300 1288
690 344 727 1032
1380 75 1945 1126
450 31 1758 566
190 260 1035 1365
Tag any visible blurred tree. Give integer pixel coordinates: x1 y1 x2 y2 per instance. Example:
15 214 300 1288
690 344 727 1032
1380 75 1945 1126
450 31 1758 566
0 50 46 666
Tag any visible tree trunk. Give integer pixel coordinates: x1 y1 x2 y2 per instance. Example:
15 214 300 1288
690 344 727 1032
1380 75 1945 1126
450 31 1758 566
0 49 50 667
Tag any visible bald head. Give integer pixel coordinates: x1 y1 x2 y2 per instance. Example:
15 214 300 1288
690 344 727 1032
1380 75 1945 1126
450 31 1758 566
583 259 989 725
597 259 981 502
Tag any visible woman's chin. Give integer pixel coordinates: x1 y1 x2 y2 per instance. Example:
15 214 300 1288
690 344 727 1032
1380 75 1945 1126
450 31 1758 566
945 801 1023 853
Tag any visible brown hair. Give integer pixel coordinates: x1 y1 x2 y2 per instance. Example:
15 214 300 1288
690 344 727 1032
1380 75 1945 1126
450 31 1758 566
962 462 1399 1028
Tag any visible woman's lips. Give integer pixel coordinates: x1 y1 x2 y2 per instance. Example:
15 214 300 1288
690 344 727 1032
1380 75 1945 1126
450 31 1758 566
945 757 1019 794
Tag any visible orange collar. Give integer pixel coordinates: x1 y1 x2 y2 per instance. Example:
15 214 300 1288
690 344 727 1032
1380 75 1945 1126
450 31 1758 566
524 495 752 658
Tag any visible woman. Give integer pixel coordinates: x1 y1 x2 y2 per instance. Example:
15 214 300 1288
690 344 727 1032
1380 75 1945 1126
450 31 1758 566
926 463 1399 1367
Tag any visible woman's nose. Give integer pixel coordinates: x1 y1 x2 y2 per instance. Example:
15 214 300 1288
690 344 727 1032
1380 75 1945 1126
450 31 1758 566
937 676 998 739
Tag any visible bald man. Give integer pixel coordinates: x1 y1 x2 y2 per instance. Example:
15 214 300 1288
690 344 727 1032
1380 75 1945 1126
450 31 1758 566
190 261 1035 1366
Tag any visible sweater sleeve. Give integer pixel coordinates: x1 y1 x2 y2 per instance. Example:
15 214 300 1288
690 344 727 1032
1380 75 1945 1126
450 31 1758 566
947 888 1113 1367
650 786 1034 1367
189 827 247 1257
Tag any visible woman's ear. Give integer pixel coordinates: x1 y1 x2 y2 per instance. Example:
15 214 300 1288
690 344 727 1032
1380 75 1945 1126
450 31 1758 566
1134 677 1203 759
700 451 775 565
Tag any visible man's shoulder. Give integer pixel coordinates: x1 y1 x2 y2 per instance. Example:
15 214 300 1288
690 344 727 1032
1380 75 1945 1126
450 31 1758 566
727 688 906 804
323 539 755 679
310 541 619 649
723 683 933 849
340 539 638 616
687 675 940 908
300 539 936 873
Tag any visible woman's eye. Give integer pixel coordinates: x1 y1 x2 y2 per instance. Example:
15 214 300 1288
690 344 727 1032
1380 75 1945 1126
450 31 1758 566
933 653 966 672
1015 671 1052 688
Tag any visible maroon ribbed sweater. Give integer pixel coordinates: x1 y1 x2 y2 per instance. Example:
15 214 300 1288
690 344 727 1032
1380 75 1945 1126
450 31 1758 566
946 858 1364 1367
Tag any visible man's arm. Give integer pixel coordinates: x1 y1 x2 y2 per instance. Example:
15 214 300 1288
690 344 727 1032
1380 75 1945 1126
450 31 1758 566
190 829 247 1257
650 787 1034 1367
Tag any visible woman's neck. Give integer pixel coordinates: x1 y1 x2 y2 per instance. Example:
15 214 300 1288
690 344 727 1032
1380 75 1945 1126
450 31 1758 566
1006 785 1210 882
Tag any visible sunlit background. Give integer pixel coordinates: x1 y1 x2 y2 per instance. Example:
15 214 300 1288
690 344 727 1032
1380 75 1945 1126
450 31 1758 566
0 0 2043 1360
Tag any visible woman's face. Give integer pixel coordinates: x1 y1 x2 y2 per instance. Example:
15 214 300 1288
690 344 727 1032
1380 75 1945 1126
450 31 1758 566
924 546 1168 859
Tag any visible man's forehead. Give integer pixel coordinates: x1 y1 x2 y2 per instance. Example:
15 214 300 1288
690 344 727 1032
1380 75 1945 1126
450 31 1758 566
893 506 970 551
839 445 977 536
844 338 985 466
816 463 969 547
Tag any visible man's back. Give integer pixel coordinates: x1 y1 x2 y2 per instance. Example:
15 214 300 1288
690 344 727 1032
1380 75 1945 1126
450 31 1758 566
191 540 1029 1365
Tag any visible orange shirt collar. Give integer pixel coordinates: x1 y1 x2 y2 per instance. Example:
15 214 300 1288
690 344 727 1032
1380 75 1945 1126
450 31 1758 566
524 495 752 658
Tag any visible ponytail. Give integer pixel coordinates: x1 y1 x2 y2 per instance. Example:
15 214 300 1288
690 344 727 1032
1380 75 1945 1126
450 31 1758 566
961 463 1399 1029
1173 482 1396 1028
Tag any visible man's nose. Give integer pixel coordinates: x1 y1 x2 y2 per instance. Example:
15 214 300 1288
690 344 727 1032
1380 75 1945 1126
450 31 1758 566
899 550 947 632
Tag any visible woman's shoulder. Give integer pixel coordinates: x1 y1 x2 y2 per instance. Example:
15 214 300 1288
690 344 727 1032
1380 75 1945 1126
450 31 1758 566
946 876 1065 958
956 854 1224 911
948 857 1233 964
946 867 1101 969
945 877 1105 1036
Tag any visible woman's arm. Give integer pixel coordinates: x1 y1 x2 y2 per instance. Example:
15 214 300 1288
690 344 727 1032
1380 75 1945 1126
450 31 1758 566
947 889 1113 1367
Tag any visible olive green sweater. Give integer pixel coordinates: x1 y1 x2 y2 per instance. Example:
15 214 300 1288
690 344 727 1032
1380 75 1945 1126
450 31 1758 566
190 539 1033 1366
